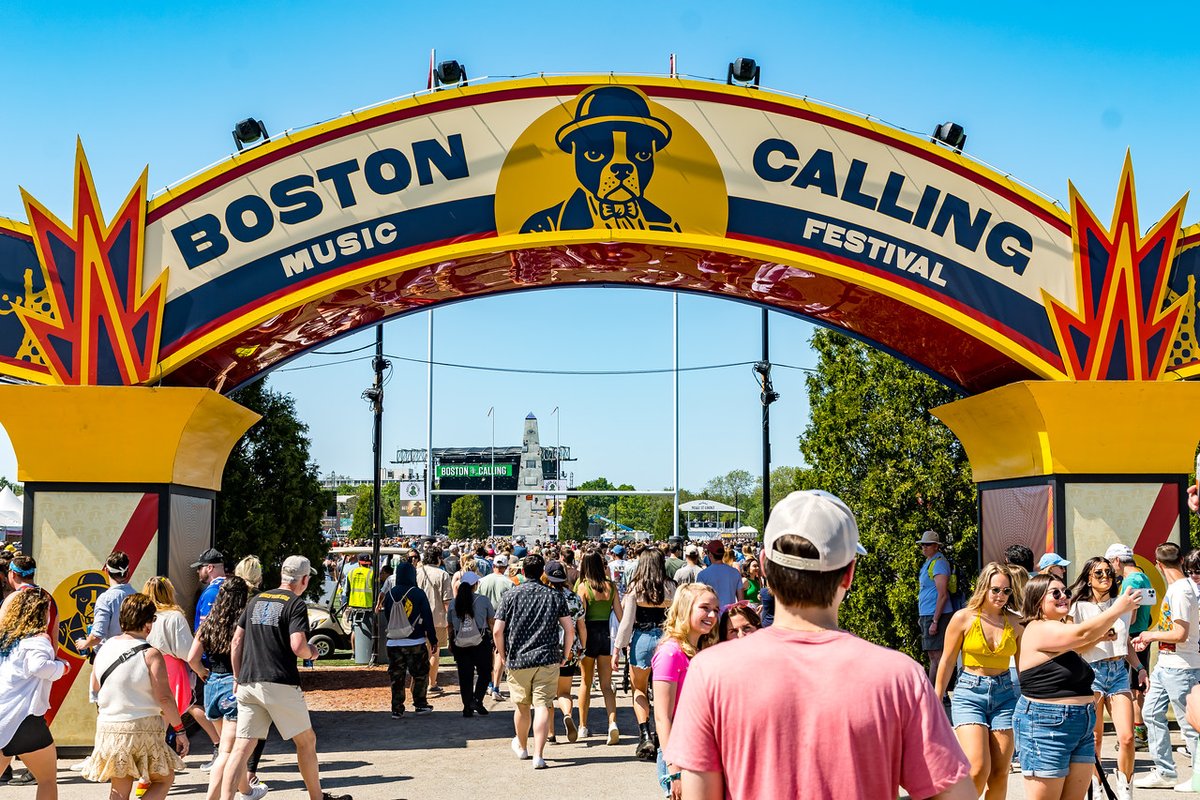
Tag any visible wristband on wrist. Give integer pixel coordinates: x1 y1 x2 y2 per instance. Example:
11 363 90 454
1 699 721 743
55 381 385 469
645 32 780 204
172 724 185 733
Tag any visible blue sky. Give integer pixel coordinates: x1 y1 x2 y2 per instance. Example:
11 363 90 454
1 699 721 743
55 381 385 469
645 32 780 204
0 1 1197 491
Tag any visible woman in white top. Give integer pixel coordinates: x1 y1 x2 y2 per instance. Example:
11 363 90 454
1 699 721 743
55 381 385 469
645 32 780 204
83 593 188 800
0 588 66 800
1067 556 1141 796
144 577 220 759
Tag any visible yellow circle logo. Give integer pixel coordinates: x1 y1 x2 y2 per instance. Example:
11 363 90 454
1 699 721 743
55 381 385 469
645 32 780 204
496 86 727 237
52 569 109 659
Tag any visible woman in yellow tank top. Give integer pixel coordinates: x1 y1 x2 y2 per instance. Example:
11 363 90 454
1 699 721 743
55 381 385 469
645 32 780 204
935 562 1025 800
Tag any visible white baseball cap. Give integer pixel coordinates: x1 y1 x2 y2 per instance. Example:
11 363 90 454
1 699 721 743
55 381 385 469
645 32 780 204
764 490 866 571
1104 543 1135 562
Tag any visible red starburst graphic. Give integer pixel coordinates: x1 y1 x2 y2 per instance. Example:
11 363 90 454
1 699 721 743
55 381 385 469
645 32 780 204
15 141 166 385
1043 154 1191 380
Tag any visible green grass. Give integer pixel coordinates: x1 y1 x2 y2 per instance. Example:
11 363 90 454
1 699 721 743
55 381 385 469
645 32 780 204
311 651 456 668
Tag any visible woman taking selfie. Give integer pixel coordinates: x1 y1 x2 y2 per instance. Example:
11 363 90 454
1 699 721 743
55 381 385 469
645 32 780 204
1067 556 1141 797
1014 573 1140 800
934 562 1023 800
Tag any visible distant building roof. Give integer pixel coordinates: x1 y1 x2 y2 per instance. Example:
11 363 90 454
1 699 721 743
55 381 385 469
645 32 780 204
680 499 741 513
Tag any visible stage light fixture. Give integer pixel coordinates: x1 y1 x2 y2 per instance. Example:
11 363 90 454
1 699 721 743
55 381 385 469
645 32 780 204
232 118 269 152
434 60 467 88
727 57 760 87
931 121 967 154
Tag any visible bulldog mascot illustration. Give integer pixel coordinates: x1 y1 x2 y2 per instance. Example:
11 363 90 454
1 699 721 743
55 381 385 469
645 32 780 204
521 86 681 234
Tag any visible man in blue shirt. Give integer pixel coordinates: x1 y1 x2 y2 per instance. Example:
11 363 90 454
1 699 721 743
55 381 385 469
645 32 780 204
193 548 227 632
697 540 745 608
74 550 136 652
917 531 952 685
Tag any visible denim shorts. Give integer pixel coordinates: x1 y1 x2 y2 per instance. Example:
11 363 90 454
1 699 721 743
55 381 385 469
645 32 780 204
203 671 238 721
951 671 1017 730
1014 697 1096 778
1091 658 1131 697
630 627 662 669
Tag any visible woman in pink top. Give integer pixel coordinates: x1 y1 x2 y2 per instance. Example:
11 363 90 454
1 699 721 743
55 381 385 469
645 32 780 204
652 583 720 799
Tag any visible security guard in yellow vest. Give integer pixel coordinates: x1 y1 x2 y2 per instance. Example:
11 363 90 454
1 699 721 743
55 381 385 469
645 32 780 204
344 553 375 611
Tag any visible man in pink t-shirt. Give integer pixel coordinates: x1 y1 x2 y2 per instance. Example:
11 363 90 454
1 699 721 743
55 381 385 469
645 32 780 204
665 490 973 800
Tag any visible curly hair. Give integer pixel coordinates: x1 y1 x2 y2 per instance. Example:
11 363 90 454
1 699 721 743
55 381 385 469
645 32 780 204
198 576 250 657
659 582 720 658
0 589 51 658
118 593 157 633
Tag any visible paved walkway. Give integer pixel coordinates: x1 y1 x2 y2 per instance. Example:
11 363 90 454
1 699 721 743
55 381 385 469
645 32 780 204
8 683 1200 799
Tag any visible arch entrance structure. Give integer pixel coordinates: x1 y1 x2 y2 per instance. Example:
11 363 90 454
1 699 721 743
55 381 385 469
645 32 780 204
2 75 1200 739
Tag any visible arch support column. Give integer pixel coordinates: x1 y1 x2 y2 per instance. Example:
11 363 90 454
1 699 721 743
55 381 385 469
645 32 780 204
0 386 258 745
934 381 1200 586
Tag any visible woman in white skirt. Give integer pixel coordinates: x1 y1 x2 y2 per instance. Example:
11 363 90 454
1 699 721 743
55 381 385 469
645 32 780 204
83 593 189 800
0 588 67 800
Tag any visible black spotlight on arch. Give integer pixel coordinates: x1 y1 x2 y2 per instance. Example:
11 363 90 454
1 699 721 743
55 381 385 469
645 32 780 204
931 121 967 154
232 118 269 152
434 60 468 89
727 57 760 87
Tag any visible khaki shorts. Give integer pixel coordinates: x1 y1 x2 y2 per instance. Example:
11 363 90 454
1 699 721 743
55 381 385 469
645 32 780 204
434 625 449 651
507 664 558 708
236 681 312 741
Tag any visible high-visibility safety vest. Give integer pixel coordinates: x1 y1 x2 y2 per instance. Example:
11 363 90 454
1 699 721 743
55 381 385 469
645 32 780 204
347 565 375 609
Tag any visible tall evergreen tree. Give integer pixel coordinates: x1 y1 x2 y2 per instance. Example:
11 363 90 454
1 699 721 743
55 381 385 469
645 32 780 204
216 378 331 596
447 495 487 541
799 330 978 659
559 497 589 542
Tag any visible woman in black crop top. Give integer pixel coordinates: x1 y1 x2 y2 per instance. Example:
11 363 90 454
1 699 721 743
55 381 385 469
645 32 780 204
1013 573 1141 799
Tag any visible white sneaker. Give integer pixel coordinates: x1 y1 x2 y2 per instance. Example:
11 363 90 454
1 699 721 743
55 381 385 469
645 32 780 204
237 785 269 800
532 757 548 770
491 689 505 702
577 725 591 738
1115 772 1132 800
511 737 529 760
1175 777 1199 793
607 723 620 745
1134 768 1179 789
68 760 88 772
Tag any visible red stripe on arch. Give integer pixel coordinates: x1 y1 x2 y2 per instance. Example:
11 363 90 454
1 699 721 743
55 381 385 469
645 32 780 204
1133 483 1180 562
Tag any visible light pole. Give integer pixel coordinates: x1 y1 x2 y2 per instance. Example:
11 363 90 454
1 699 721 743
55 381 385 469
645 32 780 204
487 406 495 535
551 406 560 539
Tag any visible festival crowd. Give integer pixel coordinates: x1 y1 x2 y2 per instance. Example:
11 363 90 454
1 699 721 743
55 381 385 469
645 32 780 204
6 487 1200 798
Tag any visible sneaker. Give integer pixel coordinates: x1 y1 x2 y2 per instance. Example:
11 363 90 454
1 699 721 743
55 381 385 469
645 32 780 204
548 734 557 744
237 784 270 800
248 775 266 790
1134 768 1179 789
68 759 89 772
199 755 217 772
473 703 489 716
1175 778 1199 793
321 793 352 800
532 757 548 770
391 711 404 719
511 737 530 760
414 705 433 715
607 723 620 746
565 716 578 743
462 708 474 717
1178 745 1194 757
1115 772 1132 800
578 725 591 738
428 685 444 695
491 689 505 702
0 766 11 784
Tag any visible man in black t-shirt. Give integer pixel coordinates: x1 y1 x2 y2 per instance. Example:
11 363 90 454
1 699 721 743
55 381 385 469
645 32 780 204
221 556 351 800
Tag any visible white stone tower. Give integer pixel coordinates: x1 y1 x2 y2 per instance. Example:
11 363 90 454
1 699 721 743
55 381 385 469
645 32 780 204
512 412 548 540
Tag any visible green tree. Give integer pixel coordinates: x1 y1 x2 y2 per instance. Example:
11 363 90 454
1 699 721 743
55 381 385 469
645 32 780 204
742 465 813 533
613 487 658 532
447 494 487 541
651 499 687 541
0 477 22 496
381 481 401 525
799 330 978 660
216 378 331 597
559 496 589 542
577 476 618 519
350 485 374 540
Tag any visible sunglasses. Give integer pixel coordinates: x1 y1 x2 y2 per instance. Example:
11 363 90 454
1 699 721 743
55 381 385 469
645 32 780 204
1188 570 1200 578
1091 570 1114 579
1047 588 1071 600
988 586 1013 596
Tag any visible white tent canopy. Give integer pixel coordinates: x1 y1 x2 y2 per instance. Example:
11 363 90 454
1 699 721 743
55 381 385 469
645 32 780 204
0 487 22 529
679 499 740 513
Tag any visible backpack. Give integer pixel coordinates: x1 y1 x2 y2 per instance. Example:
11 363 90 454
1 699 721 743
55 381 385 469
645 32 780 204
456 611 483 647
928 556 966 611
385 587 415 639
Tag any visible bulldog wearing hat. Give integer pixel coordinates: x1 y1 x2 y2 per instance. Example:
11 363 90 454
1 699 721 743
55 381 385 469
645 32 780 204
521 86 681 234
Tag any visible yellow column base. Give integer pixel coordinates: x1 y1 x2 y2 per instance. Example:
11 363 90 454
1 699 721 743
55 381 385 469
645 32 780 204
0 385 259 490
933 380 1200 483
